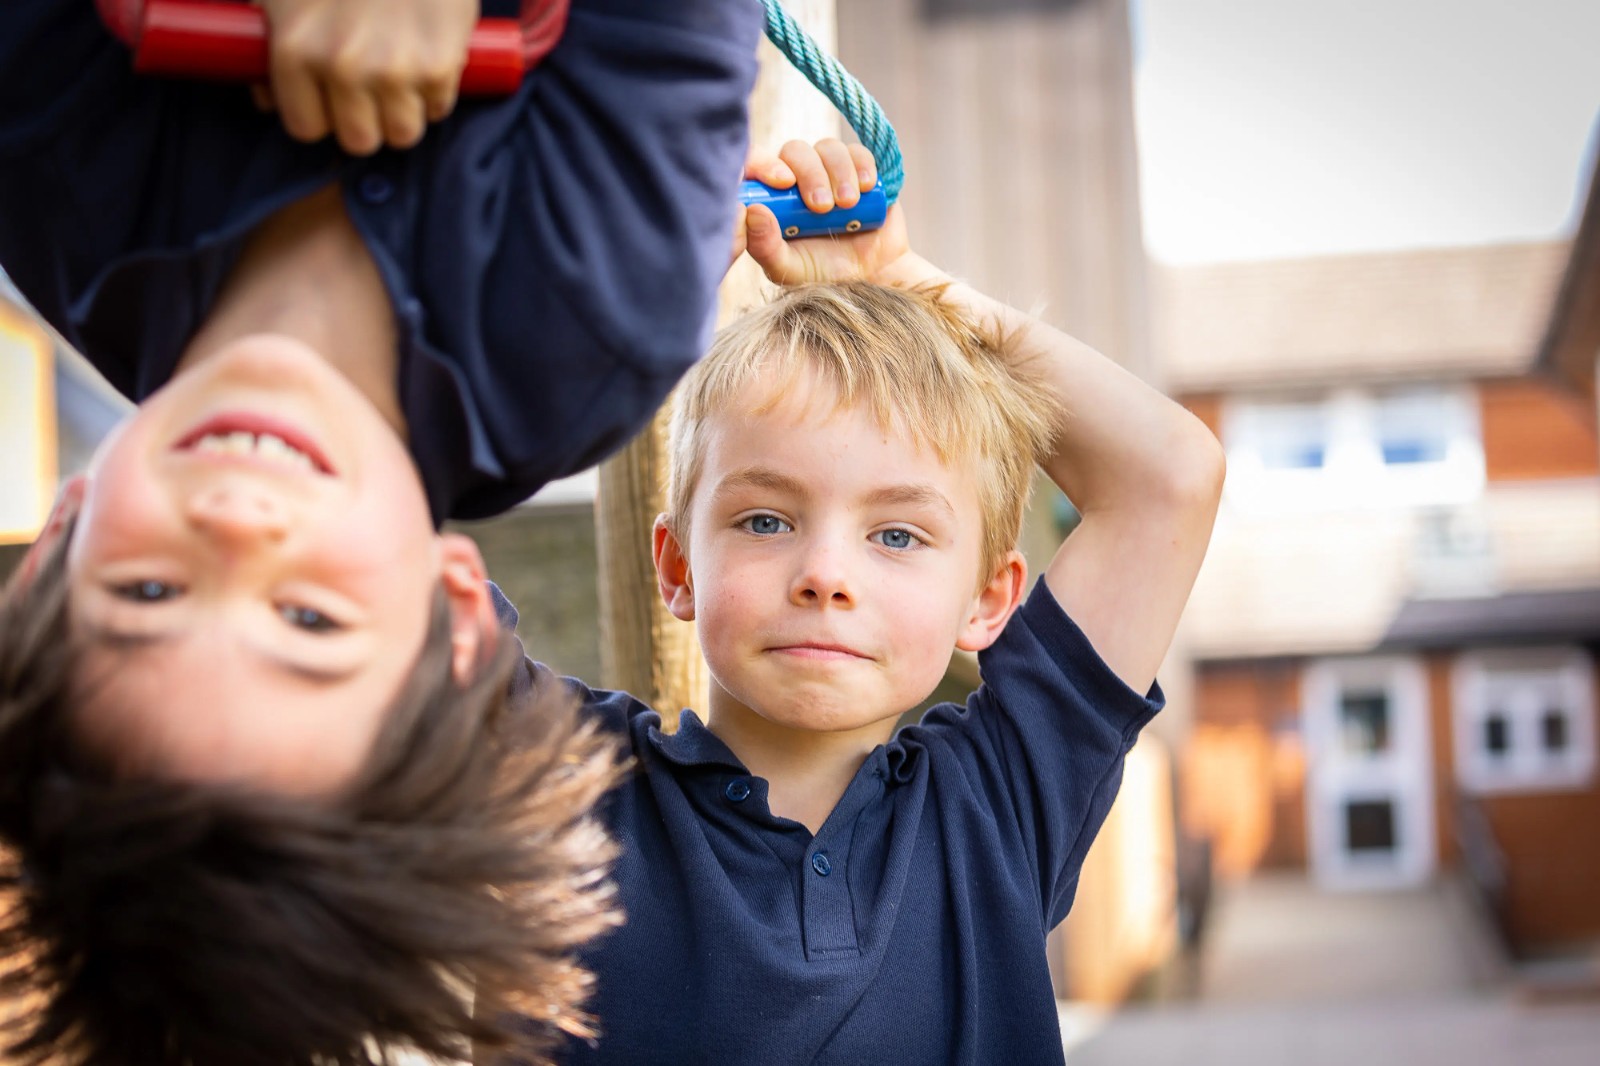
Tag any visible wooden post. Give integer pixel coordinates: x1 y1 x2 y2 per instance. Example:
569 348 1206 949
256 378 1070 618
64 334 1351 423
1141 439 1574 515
595 2 840 726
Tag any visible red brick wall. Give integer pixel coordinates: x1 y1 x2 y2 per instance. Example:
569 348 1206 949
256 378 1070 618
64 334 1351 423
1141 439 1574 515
1180 393 1223 439
1184 663 1307 878
1425 656 1459 869
1480 378 1599 481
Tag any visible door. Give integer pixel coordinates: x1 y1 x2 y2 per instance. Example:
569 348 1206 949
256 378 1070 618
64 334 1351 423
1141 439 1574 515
1304 657 1435 890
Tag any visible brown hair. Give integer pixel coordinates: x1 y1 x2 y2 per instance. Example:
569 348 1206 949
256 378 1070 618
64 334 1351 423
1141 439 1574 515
0 527 625 1065
667 281 1060 580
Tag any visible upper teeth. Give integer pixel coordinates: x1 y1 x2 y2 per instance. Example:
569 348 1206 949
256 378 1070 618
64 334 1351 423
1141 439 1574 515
192 431 318 472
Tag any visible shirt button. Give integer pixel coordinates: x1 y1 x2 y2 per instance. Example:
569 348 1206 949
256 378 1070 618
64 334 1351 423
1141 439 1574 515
724 779 750 802
811 852 832 877
357 173 395 205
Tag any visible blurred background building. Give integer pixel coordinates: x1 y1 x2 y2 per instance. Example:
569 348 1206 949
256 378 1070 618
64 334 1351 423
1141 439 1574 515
1171 219 1600 946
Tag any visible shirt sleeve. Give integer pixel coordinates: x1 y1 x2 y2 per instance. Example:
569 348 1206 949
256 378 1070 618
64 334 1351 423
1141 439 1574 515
893 580 1164 927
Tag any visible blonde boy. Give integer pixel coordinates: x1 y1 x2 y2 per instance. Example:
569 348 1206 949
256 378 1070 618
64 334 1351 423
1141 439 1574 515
548 141 1226 1064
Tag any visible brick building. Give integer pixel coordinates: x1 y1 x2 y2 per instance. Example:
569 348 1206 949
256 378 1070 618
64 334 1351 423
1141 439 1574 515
1168 154 1600 959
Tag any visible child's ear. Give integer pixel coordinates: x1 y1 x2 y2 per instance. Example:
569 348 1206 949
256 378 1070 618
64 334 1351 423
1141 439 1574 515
9 475 88 592
652 515 696 622
437 533 498 683
955 550 1027 653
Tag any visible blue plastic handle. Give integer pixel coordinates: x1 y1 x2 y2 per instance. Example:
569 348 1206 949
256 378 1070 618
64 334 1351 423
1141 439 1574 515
739 180 888 240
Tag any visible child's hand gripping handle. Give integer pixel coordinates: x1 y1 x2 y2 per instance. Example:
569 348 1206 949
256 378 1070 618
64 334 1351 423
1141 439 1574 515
739 181 888 240
96 0 546 96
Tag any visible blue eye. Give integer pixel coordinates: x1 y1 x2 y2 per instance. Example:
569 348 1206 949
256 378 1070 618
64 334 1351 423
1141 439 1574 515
279 605 341 633
874 528 920 550
742 514 792 536
112 580 182 603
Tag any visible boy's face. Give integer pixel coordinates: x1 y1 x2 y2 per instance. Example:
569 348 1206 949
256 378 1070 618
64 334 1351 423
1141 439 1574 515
664 368 1016 744
59 334 481 797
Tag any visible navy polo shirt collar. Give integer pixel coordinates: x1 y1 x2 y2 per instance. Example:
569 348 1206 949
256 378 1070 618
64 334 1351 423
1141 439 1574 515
645 711 895 794
644 710 745 773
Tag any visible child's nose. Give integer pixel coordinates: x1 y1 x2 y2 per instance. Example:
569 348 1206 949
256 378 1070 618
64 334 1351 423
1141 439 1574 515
185 483 290 545
790 541 854 608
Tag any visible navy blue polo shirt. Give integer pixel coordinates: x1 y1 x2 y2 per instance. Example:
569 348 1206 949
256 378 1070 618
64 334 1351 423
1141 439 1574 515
507 581 1163 1065
0 0 761 523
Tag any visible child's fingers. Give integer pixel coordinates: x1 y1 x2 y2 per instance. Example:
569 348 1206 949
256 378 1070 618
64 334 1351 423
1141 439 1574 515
743 151 797 189
848 143 877 191
376 82 429 149
777 139 833 213
743 203 795 278
420 69 460 123
726 204 750 273
326 81 383 156
814 138 860 208
409 39 465 124
268 52 333 143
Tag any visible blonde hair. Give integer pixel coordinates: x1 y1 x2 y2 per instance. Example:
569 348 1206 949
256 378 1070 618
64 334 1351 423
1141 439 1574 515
666 281 1060 579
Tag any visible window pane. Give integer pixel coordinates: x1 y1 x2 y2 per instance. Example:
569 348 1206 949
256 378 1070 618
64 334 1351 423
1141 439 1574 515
1340 691 1391 755
1542 710 1568 754
1246 400 1328 470
1484 713 1509 756
1269 443 1326 470
1345 800 1397 853
1381 438 1449 465
1377 389 1452 467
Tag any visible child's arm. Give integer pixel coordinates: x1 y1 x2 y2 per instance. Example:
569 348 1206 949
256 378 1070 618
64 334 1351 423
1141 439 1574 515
256 0 477 154
743 141 1225 697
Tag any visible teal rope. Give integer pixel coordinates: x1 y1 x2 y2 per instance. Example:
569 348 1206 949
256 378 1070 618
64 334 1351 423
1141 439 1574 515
761 0 905 204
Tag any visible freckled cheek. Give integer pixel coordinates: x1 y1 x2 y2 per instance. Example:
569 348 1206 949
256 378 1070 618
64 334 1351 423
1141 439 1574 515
887 590 968 679
693 565 775 654
696 583 759 643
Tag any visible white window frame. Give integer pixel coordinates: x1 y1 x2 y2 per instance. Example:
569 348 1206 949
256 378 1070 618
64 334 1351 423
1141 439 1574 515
1222 385 1483 514
1452 648 1596 795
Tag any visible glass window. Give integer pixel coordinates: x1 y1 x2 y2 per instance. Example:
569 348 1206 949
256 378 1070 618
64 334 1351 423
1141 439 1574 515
1454 650 1595 795
1377 389 1453 466
1222 386 1482 513
1340 691 1391 756
1483 713 1509 756
1345 800 1397 853
1542 710 1568 754
1250 400 1328 470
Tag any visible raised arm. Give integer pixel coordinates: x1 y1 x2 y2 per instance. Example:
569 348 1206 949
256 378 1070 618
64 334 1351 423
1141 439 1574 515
884 258 1222 695
742 141 1225 696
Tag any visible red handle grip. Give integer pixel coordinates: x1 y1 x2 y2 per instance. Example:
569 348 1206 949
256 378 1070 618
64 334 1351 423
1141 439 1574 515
117 1 530 97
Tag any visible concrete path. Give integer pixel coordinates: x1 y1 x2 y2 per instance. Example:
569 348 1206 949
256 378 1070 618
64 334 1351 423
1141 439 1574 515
1061 873 1600 1066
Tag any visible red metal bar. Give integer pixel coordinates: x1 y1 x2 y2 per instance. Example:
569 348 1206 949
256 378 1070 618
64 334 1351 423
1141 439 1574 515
108 1 544 97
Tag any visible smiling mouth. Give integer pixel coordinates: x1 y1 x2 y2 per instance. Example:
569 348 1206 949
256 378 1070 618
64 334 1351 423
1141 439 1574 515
173 413 336 476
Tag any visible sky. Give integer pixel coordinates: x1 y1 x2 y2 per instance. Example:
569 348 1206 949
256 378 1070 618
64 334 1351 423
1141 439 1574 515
1132 0 1600 263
